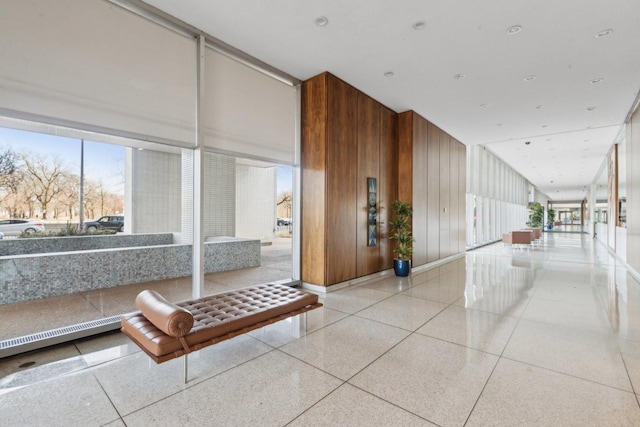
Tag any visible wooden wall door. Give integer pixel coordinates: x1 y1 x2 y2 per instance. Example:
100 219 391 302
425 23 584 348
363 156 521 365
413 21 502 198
378 106 398 270
439 131 451 259
356 93 381 276
326 75 358 284
427 123 440 262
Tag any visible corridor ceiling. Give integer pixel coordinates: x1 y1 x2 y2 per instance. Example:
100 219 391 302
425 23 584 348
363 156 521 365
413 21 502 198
142 0 640 201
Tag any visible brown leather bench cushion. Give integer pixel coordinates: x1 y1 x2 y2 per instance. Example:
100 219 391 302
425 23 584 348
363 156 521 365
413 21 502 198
121 284 319 361
135 290 194 337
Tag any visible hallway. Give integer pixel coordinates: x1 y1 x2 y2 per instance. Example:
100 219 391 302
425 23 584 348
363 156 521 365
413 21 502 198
1 232 640 426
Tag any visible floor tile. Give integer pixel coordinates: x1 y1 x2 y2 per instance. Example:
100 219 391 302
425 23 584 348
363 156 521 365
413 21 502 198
521 295 612 333
356 294 447 331
466 358 640 426
0 294 104 340
248 307 348 347
400 277 465 304
0 370 119 427
416 305 518 355
280 316 410 380
0 343 81 380
320 286 392 314
289 383 435 426
122 351 341 427
93 334 272 415
74 330 142 360
350 334 499 426
362 275 413 293
503 319 631 390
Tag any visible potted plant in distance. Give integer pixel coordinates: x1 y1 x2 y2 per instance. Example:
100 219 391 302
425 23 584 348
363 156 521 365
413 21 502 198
526 202 544 228
390 200 415 277
546 208 556 230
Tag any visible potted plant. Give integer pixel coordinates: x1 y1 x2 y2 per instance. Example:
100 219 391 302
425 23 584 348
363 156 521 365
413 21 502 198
389 200 415 277
526 202 544 228
546 208 555 230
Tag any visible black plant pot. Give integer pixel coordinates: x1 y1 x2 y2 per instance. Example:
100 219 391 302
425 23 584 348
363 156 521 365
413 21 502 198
393 259 411 277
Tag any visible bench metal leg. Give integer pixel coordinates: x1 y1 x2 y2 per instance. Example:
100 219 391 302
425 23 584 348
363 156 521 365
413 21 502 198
184 354 188 384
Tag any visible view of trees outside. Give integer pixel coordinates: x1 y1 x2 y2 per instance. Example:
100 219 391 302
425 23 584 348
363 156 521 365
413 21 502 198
0 127 124 223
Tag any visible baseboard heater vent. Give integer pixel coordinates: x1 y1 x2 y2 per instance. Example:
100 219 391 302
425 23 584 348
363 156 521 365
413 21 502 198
0 316 122 359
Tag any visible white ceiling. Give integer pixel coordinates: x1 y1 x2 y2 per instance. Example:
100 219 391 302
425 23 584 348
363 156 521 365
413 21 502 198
142 0 640 201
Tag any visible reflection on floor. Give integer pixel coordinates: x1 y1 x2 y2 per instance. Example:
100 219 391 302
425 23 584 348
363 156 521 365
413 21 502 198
2 233 640 426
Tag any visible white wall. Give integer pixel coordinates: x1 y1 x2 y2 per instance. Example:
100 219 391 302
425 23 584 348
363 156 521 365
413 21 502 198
131 149 181 233
236 164 276 239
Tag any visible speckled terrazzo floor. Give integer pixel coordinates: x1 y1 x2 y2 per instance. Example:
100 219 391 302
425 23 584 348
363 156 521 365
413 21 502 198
2 233 640 426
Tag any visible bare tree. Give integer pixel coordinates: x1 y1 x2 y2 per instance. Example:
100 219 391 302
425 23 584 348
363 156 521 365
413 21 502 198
20 153 67 220
0 148 19 190
56 173 80 220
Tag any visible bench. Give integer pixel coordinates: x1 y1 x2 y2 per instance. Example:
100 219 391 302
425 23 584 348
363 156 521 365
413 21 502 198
502 230 533 250
121 283 322 382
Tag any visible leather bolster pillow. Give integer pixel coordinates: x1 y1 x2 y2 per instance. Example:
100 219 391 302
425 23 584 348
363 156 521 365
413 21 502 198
135 290 194 338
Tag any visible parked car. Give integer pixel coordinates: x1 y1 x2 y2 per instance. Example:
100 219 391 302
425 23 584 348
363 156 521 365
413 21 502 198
0 231 4 239
84 215 124 232
277 218 292 226
0 219 46 236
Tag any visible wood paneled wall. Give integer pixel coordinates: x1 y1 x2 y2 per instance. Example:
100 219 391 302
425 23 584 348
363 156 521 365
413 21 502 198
302 73 397 287
398 111 466 268
302 74 464 287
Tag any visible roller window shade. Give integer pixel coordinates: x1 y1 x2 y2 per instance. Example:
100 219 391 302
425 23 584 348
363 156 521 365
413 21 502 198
0 0 197 146
204 48 297 164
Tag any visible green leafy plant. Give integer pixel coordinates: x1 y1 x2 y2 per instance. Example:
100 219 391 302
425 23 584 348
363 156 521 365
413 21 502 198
389 200 415 260
547 208 556 226
526 202 544 227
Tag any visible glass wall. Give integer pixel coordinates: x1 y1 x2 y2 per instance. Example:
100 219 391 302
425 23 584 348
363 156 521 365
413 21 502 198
466 145 530 248
0 125 294 343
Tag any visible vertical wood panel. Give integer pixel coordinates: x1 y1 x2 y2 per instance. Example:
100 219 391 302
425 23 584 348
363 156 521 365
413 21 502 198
412 112 428 266
459 141 467 251
397 112 413 204
301 74 327 285
326 74 358 284
449 138 459 254
356 93 380 276
439 130 451 258
379 106 398 269
427 122 440 262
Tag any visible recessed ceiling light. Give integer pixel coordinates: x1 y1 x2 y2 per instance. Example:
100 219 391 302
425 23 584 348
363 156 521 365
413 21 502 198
454 73 465 79
315 16 329 27
595 29 613 38
480 104 489 108
496 123 503 127
384 71 394 77
137 147 144 151
412 21 426 30
506 25 522 35
590 78 604 84
523 75 537 81
586 106 597 111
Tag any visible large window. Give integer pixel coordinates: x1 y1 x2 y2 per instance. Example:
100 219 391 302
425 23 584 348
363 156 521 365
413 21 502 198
0 126 294 345
466 146 529 248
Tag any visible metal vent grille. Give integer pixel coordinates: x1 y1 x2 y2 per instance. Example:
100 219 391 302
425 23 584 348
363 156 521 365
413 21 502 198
0 316 122 359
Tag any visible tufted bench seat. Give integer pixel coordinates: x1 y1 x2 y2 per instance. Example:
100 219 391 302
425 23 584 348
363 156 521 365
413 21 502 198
121 284 322 366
